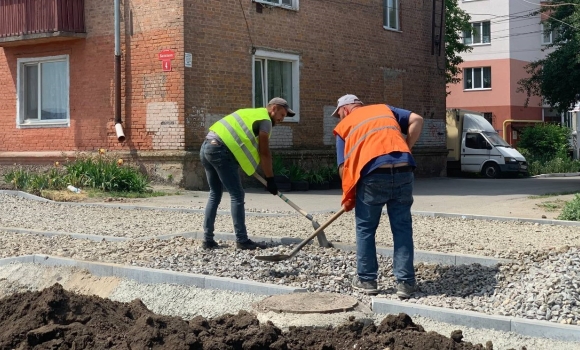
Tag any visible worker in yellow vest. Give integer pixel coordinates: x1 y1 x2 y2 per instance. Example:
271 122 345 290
200 97 294 250
332 94 424 298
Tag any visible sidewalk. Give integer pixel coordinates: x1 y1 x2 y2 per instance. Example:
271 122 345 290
82 176 580 220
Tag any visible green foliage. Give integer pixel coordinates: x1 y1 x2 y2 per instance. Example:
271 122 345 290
288 164 307 182
272 154 289 177
558 194 580 221
517 0 580 112
305 169 326 184
3 151 151 195
445 0 473 88
518 123 571 159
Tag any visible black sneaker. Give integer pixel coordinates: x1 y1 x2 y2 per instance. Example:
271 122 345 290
351 276 379 295
202 240 219 249
236 239 266 250
396 281 418 299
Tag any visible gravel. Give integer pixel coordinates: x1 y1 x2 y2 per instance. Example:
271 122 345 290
1 193 580 259
2 192 580 344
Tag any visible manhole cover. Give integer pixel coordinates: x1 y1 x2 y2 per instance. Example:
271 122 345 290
254 293 359 314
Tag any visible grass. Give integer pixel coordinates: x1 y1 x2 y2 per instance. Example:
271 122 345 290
528 191 579 199
86 189 169 199
536 199 567 212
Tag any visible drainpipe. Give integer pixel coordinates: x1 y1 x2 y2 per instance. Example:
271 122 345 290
114 0 126 142
502 119 543 144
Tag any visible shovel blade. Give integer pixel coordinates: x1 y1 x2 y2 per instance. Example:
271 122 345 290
254 254 291 262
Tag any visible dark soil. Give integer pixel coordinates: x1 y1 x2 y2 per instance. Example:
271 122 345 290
0 284 520 350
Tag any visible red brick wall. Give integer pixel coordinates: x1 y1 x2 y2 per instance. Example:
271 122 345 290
0 0 184 152
184 0 446 150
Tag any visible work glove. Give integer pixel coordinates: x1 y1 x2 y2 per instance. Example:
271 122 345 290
344 199 355 212
265 177 278 195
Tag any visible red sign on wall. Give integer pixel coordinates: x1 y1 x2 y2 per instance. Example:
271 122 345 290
158 49 175 61
162 60 172 72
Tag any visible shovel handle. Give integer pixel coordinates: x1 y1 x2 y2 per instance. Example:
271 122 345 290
253 173 311 218
288 207 346 257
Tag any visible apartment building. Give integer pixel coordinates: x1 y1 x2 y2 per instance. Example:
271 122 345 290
446 0 558 145
0 0 448 188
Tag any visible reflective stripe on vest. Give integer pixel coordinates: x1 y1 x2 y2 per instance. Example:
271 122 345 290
217 113 260 171
344 124 400 162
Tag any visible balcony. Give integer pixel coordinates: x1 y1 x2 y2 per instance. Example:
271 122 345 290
0 0 85 47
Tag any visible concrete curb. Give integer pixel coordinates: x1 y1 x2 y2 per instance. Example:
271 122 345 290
0 190 293 217
531 172 580 178
0 227 511 267
0 255 306 296
372 298 580 342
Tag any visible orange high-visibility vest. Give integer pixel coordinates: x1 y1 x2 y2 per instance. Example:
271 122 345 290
333 104 411 209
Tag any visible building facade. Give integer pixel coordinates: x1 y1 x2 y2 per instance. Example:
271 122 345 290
446 0 558 146
0 0 448 188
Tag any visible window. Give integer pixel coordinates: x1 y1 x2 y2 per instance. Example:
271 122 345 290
255 0 298 10
465 133 488 149
541 23 558 45
383 0 400 31
253 50 300 122
464 21 491 45
17 55 70 128
464 67 491 90
483 112 493 124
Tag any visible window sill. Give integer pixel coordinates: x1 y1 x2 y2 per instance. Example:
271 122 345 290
283 116 299 123
463 88 492 92
18 120 69 129
466 43 491 47
383 26 401 33
252 0 298 11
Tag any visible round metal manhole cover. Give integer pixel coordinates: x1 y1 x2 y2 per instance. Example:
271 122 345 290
254 293 359 314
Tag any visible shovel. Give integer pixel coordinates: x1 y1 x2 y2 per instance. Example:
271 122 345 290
254 173 333 248
254 207 345 262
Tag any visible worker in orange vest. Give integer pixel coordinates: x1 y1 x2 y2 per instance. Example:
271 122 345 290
332 94 424 298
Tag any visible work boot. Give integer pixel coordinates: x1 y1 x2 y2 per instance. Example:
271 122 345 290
236 239 266 250
351 276 379 295
202 240 219 249
396 281 417 299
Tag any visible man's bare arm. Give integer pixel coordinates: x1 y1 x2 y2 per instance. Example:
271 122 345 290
258 131 274 177
406 113 424 150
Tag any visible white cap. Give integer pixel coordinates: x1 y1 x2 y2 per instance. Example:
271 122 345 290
331 94 364 118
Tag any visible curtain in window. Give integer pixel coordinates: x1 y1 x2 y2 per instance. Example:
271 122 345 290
482 21 491 43
40 61 67 120
267 60 293 108
254 60 265 107
483 67 491 88
24 65 38 120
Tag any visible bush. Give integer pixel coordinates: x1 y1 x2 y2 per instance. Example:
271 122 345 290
558 194 580 221
518 123 570 160
2 151 151 195
288 164 307 182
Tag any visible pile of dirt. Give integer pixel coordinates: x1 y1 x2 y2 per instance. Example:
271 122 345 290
0 283 516 349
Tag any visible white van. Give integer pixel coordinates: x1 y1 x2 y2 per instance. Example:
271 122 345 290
446 109 528 178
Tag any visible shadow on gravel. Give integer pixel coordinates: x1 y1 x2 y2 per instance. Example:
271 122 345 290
415 263 499 298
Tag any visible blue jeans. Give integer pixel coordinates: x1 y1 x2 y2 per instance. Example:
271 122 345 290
200 139 249 243
355 171 415 284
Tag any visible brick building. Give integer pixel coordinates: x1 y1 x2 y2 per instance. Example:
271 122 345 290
0 0 447 189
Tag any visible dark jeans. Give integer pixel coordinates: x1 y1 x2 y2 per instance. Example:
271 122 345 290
355 171 415 284
199 139 249 243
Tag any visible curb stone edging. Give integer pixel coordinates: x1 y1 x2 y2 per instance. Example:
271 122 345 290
0 255 306 296
0 227 512 267
531 172 580 178
372 298 580 343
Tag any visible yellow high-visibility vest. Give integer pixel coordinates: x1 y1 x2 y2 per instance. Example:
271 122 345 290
209 108 271 175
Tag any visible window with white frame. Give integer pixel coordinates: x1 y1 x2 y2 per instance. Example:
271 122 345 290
253 50 300 122
464 67 491 90
255 0 298 10
541 23 558 45
383 0 400 30
17 55 69 128
463 21 491 45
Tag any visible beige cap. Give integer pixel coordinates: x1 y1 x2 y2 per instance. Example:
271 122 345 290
331 94 364 118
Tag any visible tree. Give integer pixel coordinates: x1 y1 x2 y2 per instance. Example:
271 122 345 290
518 0 580 113
445 0 473 91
